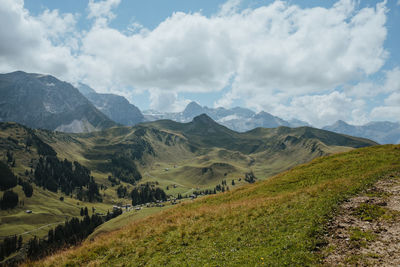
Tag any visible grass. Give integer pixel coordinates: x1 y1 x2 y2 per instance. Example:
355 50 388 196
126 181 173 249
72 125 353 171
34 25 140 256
0 120 381 261
0 184 114 241
349 227 376 248
88 205 173 240
33 145 400 266
354 203 386 221
353 202 400 222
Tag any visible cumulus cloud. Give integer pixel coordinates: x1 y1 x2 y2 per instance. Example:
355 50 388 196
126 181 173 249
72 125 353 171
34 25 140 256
149 90 191 112
271 91 368 127
219 0 242 16
371 91 400 122
78 0 388 114
382 67 400 93
87 0 121 23
371 106 400 122
222 0 387 111
0 0 394 122
0 0 78 79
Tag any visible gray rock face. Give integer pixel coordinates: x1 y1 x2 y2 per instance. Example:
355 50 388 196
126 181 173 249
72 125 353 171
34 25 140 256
77 84 145 126
143 101 307 132
0 71 116 132
323 120 400 144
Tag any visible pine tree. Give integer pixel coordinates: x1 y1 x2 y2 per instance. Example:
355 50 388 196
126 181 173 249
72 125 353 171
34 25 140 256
18 236 22 249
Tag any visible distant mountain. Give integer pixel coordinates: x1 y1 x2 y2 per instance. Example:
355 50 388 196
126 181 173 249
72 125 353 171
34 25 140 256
0 71 116 133
77 84 144 126
183 101 204 118
144 114 376 154
144 101 308 132
323 120 400 144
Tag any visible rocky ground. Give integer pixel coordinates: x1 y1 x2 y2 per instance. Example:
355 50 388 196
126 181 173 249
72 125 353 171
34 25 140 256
322 172 400 266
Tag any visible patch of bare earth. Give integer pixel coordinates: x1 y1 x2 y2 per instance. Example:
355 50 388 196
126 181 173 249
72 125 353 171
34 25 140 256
322 173 400 266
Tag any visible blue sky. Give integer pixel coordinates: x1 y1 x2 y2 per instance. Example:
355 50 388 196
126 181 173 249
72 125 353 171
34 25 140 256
1 0 400 126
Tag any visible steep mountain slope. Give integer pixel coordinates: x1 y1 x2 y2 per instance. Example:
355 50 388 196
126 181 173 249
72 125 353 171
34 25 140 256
144 101 308 132
324 120 400 144
0 71 116 133
36 144 400 266
77 84 145 126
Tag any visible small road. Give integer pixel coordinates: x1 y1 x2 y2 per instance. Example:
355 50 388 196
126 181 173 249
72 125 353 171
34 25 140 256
143 172 189 189
0 221 64 238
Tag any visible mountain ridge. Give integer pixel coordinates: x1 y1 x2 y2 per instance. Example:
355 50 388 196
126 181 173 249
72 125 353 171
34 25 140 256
323 120 400 144
77 84 145 126
0 71 116 133
144 101 308 132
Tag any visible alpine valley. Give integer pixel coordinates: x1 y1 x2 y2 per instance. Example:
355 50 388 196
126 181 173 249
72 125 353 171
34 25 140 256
0 71 399 266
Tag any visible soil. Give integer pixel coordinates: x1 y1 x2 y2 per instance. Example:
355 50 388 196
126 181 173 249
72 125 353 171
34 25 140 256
322 172 400 266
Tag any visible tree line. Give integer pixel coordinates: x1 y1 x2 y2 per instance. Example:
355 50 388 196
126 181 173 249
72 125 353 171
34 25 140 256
130 183 167 205
34 156 102 202
0 235 22 261
26 209 122 261
108 153 142 185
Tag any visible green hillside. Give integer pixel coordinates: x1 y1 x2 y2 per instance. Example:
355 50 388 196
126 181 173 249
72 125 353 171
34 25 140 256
0 123 126 241
35 145 400 266
0 116 376 243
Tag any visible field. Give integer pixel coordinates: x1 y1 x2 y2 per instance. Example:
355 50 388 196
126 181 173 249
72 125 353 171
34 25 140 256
34 145 400 266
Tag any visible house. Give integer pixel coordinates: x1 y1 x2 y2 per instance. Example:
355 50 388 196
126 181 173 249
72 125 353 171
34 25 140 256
113 205 122 211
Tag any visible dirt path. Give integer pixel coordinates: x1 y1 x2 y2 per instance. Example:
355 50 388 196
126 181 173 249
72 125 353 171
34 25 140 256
322 172 400 266
0 221 64 239
143 171 190 189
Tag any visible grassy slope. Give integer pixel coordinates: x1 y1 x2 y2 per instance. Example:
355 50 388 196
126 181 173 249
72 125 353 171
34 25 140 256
0 123 129 240
40 116 375 194
0 120 377 243
35 145 400 266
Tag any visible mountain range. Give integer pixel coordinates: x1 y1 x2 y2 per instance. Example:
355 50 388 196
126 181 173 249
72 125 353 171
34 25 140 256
144 101 310 131
0 71 399 144
0 71 116 133
323 120 400 144
77 83 145 126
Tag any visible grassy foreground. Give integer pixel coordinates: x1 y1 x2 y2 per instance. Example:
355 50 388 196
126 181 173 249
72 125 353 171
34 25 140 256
33 145 400 266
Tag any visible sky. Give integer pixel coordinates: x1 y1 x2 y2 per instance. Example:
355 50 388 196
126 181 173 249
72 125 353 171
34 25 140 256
0 0 399 127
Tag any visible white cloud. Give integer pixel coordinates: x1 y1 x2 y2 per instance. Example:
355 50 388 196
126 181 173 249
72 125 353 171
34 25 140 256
345 82 377 98
79 0 388 112
149 90 191 112
382 67 400 93
222 0 387 110
371 91 400 122
398 0 400 6
0 0 79 79
87 0 120 21
270 91 368 127
384 92 400 106
219 0 242 16
0 0 393 117
371 106 400 122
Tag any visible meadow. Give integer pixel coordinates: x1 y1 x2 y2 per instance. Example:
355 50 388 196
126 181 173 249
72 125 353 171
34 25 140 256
34 145 400 266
